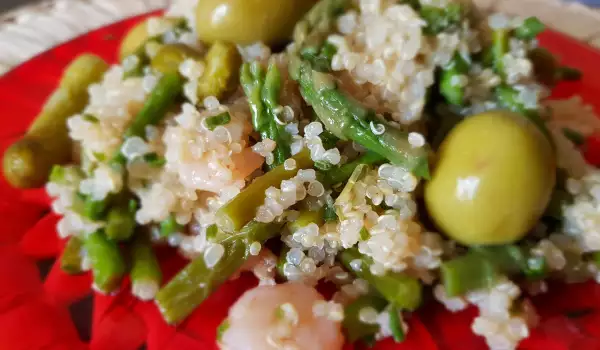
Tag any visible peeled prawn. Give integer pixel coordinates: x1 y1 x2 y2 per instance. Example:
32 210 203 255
220 283 345 350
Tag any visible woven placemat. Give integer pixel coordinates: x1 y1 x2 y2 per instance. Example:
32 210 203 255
0 0 599 75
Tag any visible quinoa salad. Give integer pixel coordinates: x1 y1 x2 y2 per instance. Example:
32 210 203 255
3 0 600 349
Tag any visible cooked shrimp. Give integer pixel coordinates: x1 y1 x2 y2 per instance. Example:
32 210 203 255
220 283 345 350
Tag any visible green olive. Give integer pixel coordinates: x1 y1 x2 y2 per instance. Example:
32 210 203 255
424 111 556 246
151 44 202 75
195 0 317 45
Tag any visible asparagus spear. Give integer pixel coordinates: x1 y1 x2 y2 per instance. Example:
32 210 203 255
491 28 509 76
85 231 127 294
241 61 290 167
287 209 324 233
293 60 430 178
156 221 282 324
343 295 388 342
61 236 85 275
441 245 549 296
339 248 422 311
215 150 313 233
112 72 184 166
105 199 137 241
293 0 351 51
319 151 385 188
420 3 463 35
131 234 162 301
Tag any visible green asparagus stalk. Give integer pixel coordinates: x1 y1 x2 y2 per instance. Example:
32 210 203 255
293 59 430 178
388 306 406 343
287 209 324 233
61 236 85 275
441 245 549 297
420 3 463 35
293 0 351 50
343 295 387 342
82 195 111 221
492 28 509 76
319 151 386 188
112 72 184 166
85 231 127 294
131 234 162 300
339 248 422 311
241 61 290 167
215 150 313 233
156 221 282 324
105 199 137 241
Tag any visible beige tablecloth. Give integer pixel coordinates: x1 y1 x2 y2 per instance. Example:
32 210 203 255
0 0 599 75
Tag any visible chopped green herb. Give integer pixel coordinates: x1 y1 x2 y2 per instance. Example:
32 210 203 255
160 214 183 237
205 112 232 131
315 160 334 171
562 128 585 146
216 319 230 342
143 153 167 167
206 224 218 241
389 306 406 343
324 204 338 222
514 17 545 40
83 114 99 123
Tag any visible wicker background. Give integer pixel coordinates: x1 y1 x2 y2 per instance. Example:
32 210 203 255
0 0 599 75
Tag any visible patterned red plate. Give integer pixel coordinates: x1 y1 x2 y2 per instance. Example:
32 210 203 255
1 12 600 350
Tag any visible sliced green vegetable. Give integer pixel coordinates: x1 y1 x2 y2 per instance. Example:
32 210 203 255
85 231 127 294
205 112 232 131
343 295 387 342
389 306 406 343
61 236 85 275
514 17 545 41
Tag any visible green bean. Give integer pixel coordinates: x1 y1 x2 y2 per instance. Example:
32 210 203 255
294 59 430 178
339 248 422 311
85 231 126 294
343 295 387 342
131 234 162 300
61 236 85 275
156 221 282 324
215 150 313 233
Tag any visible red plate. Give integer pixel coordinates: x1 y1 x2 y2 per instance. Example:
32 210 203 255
1 12 600 350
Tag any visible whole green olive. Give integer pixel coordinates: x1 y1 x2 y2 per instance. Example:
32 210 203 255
424 110 556 246
195 0 317 45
